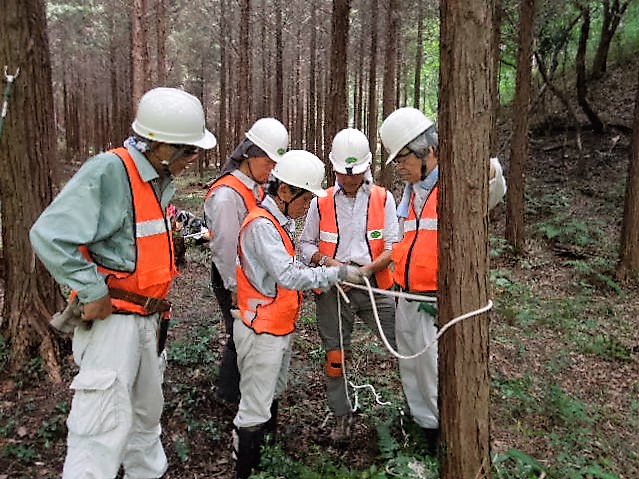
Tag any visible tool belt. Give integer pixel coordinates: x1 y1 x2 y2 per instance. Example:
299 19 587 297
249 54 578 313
108 287 171 313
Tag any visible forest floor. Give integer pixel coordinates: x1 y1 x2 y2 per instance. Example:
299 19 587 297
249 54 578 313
1 61 639 479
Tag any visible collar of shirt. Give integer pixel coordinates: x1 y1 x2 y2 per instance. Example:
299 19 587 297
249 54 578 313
334 178 372 197
231 169 262 197
397 166 439 218
125 144 175 208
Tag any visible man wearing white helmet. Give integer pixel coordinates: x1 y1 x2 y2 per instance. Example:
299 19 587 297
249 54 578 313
204 117 288 405
299 128 399 443
232 150 365 479
379 107 506 455
30 87 216 478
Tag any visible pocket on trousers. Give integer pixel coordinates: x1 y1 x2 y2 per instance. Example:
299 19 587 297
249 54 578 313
67 369 119 436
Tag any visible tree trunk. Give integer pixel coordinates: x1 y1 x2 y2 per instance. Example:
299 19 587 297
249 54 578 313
439 0 494 477
379 0 399 187
325 0 351 184
156 0 168 86
275 0 284 120
591 0 631 79
306 0 318 152
490 0 503 156
218 0 229 166
505 0 536 254
576 4 604 137
132 0 151 108
616 70 639 282
237 0 251 135
0 0 65 382
413 0 424 110
367 0 380 177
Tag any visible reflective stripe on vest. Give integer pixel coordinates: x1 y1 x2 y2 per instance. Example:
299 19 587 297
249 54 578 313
83 148 178 315
236 206 302 336
317 185 393 289
392 185 438 293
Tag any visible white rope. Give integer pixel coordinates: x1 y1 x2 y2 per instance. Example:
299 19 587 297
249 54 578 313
332 277 494 413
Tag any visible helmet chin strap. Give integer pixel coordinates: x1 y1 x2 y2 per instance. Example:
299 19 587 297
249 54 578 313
277 188 306 217
160 147 186 178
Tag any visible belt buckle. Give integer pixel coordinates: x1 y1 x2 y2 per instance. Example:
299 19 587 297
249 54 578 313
143 296 161 312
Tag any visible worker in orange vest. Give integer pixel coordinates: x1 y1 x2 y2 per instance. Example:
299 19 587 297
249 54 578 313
380 107 506 455
204 118 289 404
30 87 216 478
232 150 365 479
299 128 399 443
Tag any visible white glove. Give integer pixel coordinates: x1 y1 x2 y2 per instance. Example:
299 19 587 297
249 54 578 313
339 265 365 284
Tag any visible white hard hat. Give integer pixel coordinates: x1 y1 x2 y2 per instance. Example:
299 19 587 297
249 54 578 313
132 87 217 149
272 150 327 197
245 118 289 162
379 107 433 165
329 128 372 175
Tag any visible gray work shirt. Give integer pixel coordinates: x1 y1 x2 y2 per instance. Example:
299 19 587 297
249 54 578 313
238 196 341 297
203 169 262 292
29 144 174 304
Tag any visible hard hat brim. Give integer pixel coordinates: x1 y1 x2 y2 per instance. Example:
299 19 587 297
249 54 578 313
191 130 217 149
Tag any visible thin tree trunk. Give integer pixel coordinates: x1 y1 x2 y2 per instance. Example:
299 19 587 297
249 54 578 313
380 0 399 187
367 0 380 177
591 0 630 78
506 0 536 254
413 0 424 110
237 0 251 135
132 0 151 108
306 0 318 151
275 0 284 119
156 0 168 86
576 4 604 137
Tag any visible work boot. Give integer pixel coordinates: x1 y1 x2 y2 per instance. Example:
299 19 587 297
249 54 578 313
215 339 241 404
330 414 353 443
264 400 278 443
234 425 266 479
422 427 439 456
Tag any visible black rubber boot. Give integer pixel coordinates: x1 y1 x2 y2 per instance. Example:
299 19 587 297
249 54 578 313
216 340 241 403
264 400 279 442
235 425 266 479
422 427 439 456
211 263 241 404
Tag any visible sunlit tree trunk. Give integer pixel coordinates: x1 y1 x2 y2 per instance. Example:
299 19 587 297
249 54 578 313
439 0 494 477
506 0 536 254
0 0 65 382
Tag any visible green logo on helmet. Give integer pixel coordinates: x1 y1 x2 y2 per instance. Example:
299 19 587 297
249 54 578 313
370 230 382 239
277 148 286 155
345 156 358 164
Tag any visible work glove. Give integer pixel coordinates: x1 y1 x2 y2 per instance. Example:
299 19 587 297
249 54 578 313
338 265 366 285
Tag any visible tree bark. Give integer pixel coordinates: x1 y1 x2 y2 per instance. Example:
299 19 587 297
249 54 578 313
275 0 284 120
591 0 631 79
413 0 424 110
616 70 639 282
380 0 399 187
237 0 251 135
0 0 65 382
132 0 151 108
439 0 494 477
325 0 351 184
367 0 380 177
506 0 536 254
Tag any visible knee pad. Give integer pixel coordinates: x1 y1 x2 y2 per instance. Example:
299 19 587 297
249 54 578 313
325 349 344 378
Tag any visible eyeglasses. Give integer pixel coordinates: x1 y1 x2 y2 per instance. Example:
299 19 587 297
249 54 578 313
395 148 414 161
174 144 201 157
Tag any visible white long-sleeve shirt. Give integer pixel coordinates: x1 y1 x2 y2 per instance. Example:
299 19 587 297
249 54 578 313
299 180 399 266
239 196 342 297
203 170 262 292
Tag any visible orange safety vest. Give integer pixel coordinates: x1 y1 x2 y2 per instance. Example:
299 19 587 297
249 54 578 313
80 147 178 315
392 185 438 293
317 185 393 289
205 173 263 212
236 206 303 336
